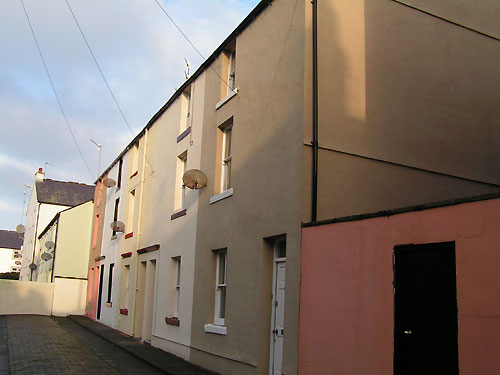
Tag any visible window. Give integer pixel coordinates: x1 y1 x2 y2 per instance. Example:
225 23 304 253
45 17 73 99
107 263 114 304
120 264 130 310
127 190 135 232
227 49 236 95
93 214 99 248
173 257 181 318
220 122 232 193
180 87 191 133
112 198 119 237
131 143 139 174
117 158 123 189
214 250 227 326
96 181 102 206
174 152 187 212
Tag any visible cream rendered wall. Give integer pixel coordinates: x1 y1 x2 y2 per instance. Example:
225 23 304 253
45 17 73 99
99 154 129 329
190 1 305 374
0 279 54 315
149 74 206 360
116 134 155 337
52 278 87 316
53 201 93 279
21 196 68 281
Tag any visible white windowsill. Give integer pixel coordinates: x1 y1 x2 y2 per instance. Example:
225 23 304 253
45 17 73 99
209 188 233 204
204 324 227 335
215 88 238 110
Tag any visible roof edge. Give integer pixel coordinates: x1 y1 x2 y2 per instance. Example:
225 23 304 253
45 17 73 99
302 192 500 228
96 0 274 183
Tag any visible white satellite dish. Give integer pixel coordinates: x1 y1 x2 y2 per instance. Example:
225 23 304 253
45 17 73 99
182 169 208 190
16 224 25 234
45 241 55 250
103 177 116 188
110 221 125 232
41 252 53 261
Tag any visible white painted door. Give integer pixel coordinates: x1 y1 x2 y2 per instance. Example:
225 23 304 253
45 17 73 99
271 260 286 375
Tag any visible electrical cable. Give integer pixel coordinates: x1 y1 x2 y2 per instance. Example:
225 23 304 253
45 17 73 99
19 0 95 181
152 0 238 96
64 0 155 174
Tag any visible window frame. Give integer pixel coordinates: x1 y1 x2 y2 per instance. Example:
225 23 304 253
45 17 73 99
214 249 227 326
227 49 236 95
220 123 232 193
173 257 181 318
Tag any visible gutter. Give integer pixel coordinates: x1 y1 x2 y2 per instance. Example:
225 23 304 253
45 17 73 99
311 0 319 222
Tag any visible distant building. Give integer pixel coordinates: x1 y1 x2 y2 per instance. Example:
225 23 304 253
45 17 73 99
0 230 23 273
20 168 94 281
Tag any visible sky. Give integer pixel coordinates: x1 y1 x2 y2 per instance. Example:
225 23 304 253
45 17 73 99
0 0 260 231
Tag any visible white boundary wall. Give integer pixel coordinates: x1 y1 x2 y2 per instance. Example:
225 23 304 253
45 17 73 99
0 279 87 316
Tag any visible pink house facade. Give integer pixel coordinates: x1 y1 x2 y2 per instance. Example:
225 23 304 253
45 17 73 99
299 194 500 375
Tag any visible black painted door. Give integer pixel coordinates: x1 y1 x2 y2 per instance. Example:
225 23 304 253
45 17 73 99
97 265 104 320
394 242 458 375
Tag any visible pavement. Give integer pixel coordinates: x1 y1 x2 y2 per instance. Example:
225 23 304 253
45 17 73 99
0 315 217 375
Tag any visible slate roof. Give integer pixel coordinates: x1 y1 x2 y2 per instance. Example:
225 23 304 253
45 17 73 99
36 179 95 207
0 230 23 250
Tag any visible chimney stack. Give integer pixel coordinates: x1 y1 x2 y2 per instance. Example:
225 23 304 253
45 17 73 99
35 168 45 182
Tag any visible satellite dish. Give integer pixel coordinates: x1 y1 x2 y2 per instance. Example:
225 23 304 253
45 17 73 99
110 221 125 232
15 261 21 265
29 262 37 270
103 177 116 188
45 241 55 250
41 252 53 261
16 224 25 234
182 169 208 190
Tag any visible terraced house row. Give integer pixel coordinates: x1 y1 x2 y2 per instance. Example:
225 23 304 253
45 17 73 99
19 0 500 374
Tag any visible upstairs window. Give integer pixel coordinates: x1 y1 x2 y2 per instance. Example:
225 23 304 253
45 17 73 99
127 190 135 232
174 152 187 212
227 49 236 95
131 143 139 175
117 158 123 190
112 198 119 237
180 86 192 134
219 120 232 193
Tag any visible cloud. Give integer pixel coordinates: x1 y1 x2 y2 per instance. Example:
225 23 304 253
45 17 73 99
0 0 259 229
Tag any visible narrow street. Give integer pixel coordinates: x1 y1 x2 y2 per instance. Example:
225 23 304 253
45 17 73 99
0 315 213 375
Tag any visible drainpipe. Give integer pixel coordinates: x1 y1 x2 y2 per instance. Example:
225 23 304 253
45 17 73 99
311 0 319 222
131 128 149 336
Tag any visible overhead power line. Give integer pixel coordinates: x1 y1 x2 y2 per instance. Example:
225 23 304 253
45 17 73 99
20 0 95 181
152 0 237 96
64 0 155 174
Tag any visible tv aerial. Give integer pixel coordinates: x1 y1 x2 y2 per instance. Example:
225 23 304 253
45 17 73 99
182 169 208 190
184 58 190 80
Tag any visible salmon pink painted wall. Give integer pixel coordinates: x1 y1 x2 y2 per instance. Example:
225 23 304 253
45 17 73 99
299 198 500 375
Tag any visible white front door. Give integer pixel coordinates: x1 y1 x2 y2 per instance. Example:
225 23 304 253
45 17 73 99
271 260 285 375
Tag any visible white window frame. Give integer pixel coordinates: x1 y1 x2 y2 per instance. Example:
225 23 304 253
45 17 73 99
227 49 236 95
127 190 135 232
180 89 192 133
175 152 187 212
220 124 232 193
214 250 227 326
173 257 181 318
